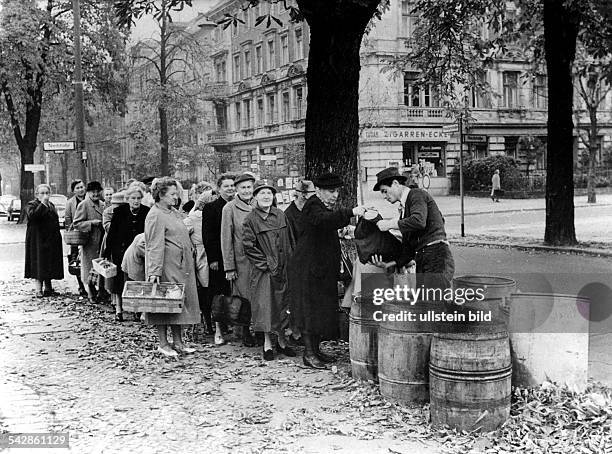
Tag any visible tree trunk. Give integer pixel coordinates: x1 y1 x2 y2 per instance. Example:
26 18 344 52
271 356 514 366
298 0 380 208
543 0 579 245
586 106 598 203
18 142 36 223
159 106 169 175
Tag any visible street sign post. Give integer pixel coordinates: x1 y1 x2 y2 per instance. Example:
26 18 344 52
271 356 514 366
43 141 75 151
442 124 459 135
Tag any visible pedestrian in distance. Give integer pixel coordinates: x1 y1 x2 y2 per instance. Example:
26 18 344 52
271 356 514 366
221 173 257 347
202 174 236 345
145 177 200 357
65 179 87 296
491 169 502 202
372 167 454 293
104 187 149 322
289 172 367 369
243 181 297 361
24 184 64 298
73 181 105 303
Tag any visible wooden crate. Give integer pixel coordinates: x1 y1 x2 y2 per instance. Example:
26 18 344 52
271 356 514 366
92 258 117 278
122 281 184 314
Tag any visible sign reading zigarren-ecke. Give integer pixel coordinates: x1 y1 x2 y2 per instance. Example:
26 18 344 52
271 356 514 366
363 128 450 142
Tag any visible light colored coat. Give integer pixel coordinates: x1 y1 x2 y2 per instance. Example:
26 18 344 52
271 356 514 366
121 233 146 281
144 204 200 325
65 195 84 229
73 196 104 284
221 196 253 299
184 208 208 287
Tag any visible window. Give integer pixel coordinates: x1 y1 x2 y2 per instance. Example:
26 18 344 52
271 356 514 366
504 136 519 159
243 99 251 128
255 45 263 74
503 71 520 108
401 1 418 37
257 98 264 126
294 29 303 60
280 34 289 65
293 85 303 118
233 54 241 82
215 60 226 83
235 102 242 130
533 74 547 109
282 91 290 122
267 93 276 123
267 38 276 70
470 72 491 108
243 50 251 78
215 103 227 130
403 72 420 106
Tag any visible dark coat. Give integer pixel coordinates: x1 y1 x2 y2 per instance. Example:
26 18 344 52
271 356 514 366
24 200 64 280
202 196 230 296
243 205 295 334
284 201 306 241
288 196 352 338
103 203 149 293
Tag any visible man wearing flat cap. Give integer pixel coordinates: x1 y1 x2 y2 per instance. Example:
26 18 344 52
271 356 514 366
289 172 366 369
372 167 454 292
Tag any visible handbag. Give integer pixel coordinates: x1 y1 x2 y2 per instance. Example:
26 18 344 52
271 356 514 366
68 257 81 276
354 214 402 264
211 283 251 326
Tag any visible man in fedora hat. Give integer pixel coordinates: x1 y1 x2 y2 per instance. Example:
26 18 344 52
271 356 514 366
289 172 366 369
372 167 454 291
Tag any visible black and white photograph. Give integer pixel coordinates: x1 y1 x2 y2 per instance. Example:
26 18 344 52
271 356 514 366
1 0 611 453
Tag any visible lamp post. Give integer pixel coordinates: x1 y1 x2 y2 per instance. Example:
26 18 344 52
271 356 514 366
72 0 88 182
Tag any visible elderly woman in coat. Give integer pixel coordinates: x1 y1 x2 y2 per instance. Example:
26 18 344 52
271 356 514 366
65 179 87 296
24 184 64 297
289 173 366 369
104 186 149 321
73 181 105 302
221 172 256 347
243 181 296 360
145 177 200 357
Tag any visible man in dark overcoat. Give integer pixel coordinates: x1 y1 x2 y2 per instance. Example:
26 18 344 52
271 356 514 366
202 174 235 344
289 172 366 369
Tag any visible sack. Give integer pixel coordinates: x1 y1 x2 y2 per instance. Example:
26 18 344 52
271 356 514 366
211 294 251 326
354 216 402 264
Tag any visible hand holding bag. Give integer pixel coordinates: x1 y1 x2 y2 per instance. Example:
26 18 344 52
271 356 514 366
211 283 251 326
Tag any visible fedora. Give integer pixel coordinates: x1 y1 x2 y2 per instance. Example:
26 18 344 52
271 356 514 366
373 167 407 191
313 172 344 189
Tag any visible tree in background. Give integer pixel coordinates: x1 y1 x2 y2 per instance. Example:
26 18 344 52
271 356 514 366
0 0 128 221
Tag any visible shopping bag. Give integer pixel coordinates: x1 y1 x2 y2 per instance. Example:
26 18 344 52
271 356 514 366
211 294 251 326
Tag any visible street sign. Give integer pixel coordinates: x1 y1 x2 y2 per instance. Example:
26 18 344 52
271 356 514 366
260 155 277 161
24 164 45 172
43 141 75 151
442 124 459 134
465 134 487 143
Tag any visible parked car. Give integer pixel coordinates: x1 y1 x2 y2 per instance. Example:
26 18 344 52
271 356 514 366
49 194 67 228
7 199 21 221
0 195 16 217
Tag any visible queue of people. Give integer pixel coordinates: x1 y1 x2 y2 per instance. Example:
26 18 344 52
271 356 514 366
23 166 451 369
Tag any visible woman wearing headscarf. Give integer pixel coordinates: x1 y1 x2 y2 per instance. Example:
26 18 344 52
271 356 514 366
145 177 200 357
104 186 149 321
73 181 105 302
243 181 296 360
24 184 64 297
65 179 87 296
289 172 366 369
220 173 257 347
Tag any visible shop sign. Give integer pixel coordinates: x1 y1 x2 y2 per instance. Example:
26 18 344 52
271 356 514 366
363 128 449 142
465 134 487 143
418 151 440 158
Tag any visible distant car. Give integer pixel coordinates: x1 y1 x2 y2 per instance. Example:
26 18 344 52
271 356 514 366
7 199 21 222
50 194 68 228
0 195 16 217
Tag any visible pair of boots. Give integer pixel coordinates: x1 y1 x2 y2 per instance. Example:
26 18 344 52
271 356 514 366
302 334 335 369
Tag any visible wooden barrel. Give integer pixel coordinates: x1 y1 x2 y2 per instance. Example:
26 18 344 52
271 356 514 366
349 296 379 381
429 331 512 432
378 299 444 404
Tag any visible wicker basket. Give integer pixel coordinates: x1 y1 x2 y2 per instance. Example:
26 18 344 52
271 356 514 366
92 258 117 278
122 281 184 314
64 228 89 245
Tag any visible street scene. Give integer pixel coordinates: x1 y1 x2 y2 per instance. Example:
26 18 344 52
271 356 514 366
2 0 612 453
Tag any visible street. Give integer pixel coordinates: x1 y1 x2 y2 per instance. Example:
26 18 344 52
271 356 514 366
0 217 611 453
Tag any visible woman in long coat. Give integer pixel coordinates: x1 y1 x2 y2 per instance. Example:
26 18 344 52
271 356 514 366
220 173 256 346
104 186 149 321
24 184 64 297
145 177 200 357
243 181 296 360
289 173 365 369
73 181 105 302
65 179 87 295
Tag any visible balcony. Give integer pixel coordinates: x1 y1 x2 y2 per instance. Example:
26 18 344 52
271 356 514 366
206 130 228 145
200 82 229 100
359 106 451 125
